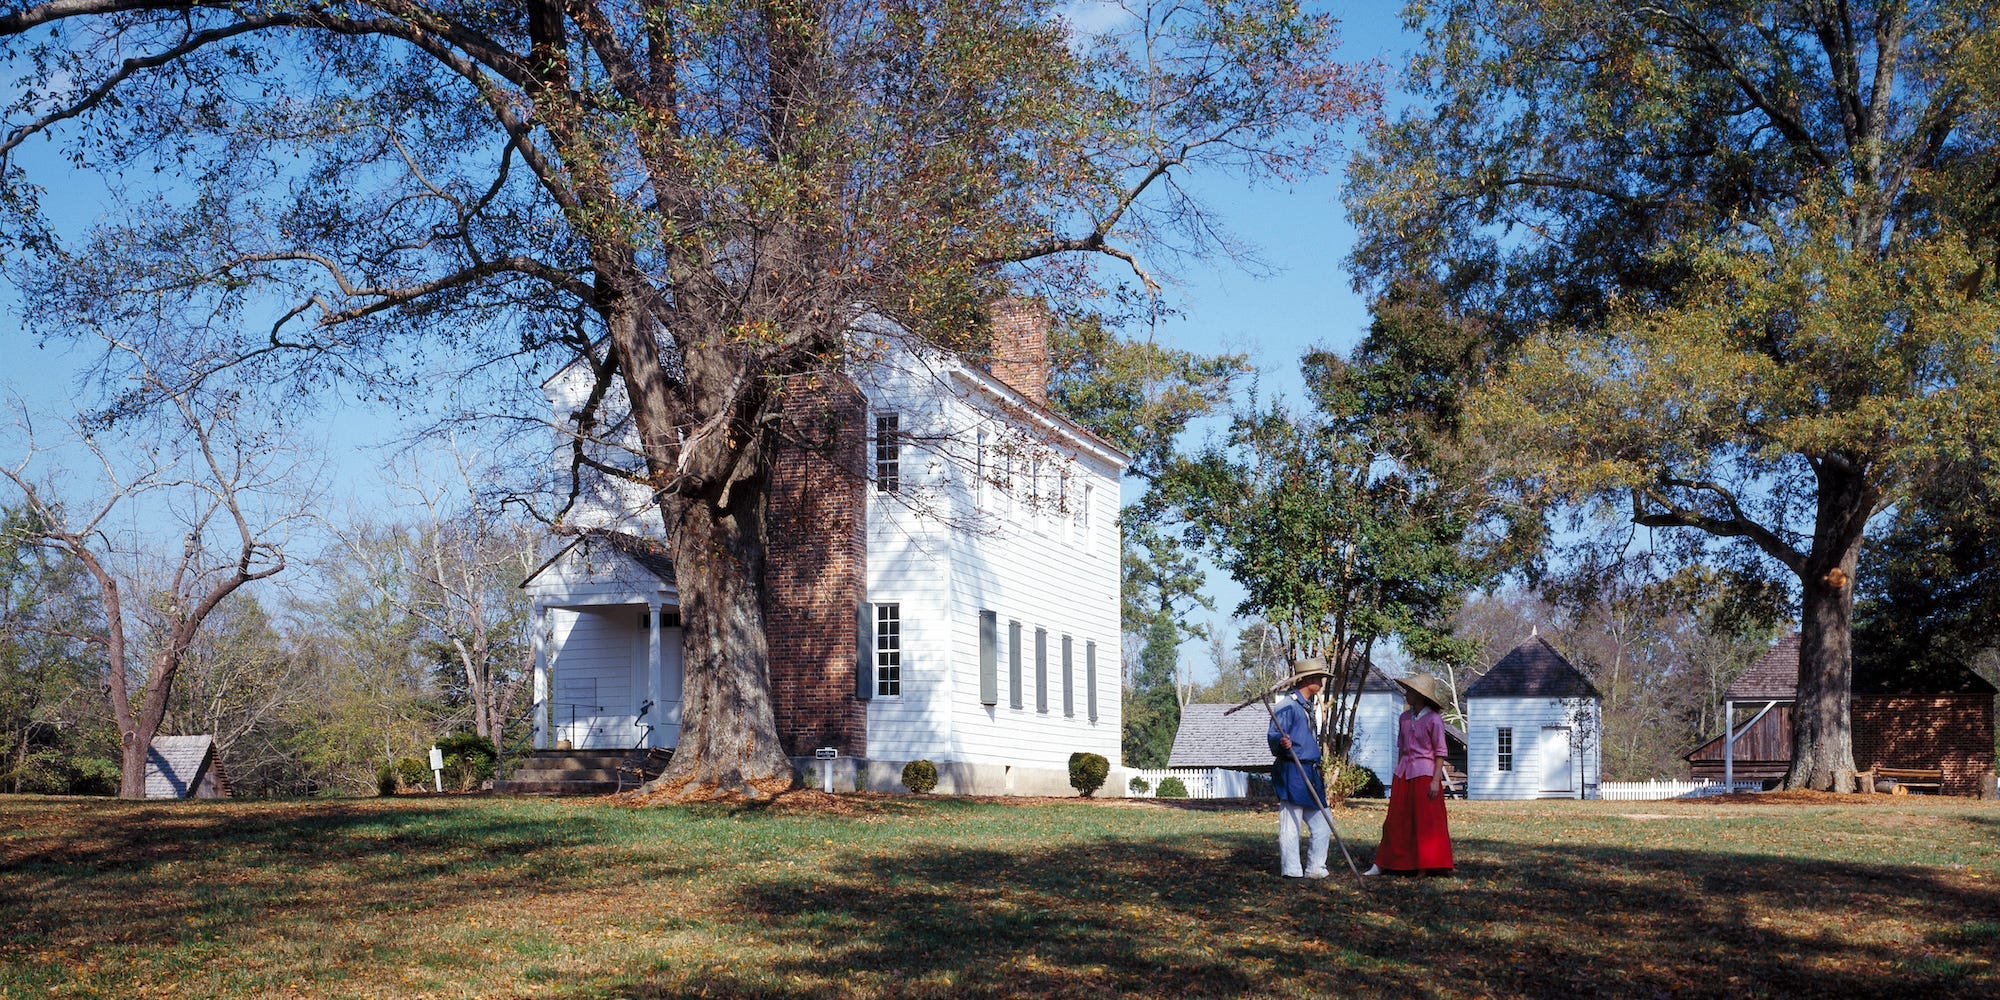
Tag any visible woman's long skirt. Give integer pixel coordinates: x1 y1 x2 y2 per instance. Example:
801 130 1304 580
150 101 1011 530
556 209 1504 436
1375 775 1453 872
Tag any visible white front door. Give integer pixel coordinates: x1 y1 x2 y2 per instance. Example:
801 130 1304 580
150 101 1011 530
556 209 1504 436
1539 725 1573 795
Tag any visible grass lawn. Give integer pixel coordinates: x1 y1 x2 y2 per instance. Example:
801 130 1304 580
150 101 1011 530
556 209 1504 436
1 791 1995 999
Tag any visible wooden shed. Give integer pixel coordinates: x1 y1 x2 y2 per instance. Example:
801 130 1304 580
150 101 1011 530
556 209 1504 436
1685 633 1997 795
144 735 230 799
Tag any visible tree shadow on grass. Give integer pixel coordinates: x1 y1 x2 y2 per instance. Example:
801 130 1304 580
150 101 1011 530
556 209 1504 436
577 823 1997 999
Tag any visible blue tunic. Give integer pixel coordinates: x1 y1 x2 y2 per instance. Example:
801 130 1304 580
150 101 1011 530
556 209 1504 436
1266 691 1327 807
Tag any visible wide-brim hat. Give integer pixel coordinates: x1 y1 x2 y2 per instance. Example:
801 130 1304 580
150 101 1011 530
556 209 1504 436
1282 658 1333 689
1396 673 1447 710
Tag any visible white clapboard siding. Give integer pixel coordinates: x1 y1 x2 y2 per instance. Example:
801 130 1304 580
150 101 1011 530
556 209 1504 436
1466 696 1602 799
859 341 1123 773
545 609 646 750
1347 690 1404 782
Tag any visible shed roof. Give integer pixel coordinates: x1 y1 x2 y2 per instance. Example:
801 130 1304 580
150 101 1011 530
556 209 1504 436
1465 636 1601 700
144 736 217 799
1729 632 1999 700
1167 703 1274 769
1726 633 1801 700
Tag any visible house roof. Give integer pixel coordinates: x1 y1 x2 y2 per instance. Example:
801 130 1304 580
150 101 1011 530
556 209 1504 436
1465 636 1602 700
1167 703 1278 769
1728 632 1999 699
145 736 218 799
520 528 675 590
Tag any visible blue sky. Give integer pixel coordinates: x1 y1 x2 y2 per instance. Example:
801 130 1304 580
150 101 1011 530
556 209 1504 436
0 5 1422 670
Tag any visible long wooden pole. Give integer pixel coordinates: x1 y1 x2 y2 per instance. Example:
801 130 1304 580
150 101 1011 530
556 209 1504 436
1256 690 1370 893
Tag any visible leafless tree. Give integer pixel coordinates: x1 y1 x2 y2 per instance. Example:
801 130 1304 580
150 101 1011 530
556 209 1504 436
1 340 319 797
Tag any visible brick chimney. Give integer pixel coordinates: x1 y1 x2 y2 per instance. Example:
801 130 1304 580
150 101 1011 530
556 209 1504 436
988 297 1050 406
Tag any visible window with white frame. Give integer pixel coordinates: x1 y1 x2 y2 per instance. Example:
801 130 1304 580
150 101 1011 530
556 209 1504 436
974 430 988 506
1076 480 1090 546
875 413 900 493
875 603 901 697
1496 726 1513 772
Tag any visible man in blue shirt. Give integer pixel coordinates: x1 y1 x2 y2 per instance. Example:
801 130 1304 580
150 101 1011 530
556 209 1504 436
1267 661 1331 879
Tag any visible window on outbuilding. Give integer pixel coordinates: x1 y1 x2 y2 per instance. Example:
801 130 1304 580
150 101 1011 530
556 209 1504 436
1496 726 1513 772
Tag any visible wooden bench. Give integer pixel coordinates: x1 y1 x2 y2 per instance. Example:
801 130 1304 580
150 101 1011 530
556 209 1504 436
1856 764 1944 795
616 747 674 792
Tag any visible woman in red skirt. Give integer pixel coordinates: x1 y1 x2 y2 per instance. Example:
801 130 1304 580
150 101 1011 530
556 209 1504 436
1365 674 1453 876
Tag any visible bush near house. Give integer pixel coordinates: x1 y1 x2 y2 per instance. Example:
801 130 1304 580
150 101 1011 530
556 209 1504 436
1068 752 1109 797
396 757 427 789
901 759 938 794
1129 776 1151 795
1324 761 1384 801
436 733 498 791
1156 775 1189 798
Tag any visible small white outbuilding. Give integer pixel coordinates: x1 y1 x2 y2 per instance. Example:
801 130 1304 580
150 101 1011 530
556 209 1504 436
1465 637 1601 800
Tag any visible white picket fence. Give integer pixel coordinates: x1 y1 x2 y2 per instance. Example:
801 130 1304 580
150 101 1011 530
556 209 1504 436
1125 767 1258 799
1597 778 1762 801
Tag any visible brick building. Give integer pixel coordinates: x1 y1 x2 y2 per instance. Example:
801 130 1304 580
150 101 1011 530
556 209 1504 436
520 302 1129 794
1685 633 1997 795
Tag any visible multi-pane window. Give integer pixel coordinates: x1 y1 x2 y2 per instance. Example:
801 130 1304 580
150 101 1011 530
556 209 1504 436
875 603 901 697
1496 726 1514 772
974 431 987 505
875 413 900 493
1077 483 1091 547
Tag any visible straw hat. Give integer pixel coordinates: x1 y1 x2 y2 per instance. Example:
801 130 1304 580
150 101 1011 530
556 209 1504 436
1282 658 1333 690
1396 673 1447 710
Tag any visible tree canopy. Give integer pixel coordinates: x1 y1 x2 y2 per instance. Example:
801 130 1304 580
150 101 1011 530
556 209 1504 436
1350 0 2000 790
2 0 1378 797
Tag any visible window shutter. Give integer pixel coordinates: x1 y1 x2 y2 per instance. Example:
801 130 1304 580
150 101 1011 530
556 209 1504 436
855 601 874 700
1086 640 1098 722
979 610 999 706
1035 628 1048 713
1061 635 1073 717
1009 620 1023 709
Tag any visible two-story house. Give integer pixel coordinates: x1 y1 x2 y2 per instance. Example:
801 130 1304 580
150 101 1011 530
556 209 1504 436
519 301 1128 794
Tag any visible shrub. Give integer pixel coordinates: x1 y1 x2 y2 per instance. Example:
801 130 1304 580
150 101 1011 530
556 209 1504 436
397 756 428 789
1129 776 1151 795
901 759 938 794
1068 752 1109 797
1323 761 1383 801
437 732 499 791
377 762 399 796
1156 776 1189 798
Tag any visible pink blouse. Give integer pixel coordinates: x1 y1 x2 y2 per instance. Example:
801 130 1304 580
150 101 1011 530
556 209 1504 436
1393 708 1448 781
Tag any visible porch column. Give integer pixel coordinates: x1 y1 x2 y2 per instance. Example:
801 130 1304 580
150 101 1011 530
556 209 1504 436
533 605 550 750
1723 698 1734 788
647 600 663 750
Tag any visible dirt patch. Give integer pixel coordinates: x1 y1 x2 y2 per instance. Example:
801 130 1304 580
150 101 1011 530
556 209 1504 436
1700 789 1893 805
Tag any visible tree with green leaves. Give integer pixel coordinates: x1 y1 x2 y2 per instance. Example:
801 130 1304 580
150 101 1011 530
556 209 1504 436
1119 520 1210 768
2 0 1376 799
1162 351 1486 761
1350 0 2000 790
0 505 117 794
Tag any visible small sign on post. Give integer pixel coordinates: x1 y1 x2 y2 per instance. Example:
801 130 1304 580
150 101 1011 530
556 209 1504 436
815 747 838 793
429 745 445 793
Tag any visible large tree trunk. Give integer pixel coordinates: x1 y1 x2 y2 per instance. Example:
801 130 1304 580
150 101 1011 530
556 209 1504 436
649 495 795 799
1785 463 1870 792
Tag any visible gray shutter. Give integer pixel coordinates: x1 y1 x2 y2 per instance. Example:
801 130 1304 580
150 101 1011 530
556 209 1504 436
1062 635 1073 717
1009 620 1023 709
1035 628 1048 713
979 610 999 706
1086 640 1098 722
855 601 874 700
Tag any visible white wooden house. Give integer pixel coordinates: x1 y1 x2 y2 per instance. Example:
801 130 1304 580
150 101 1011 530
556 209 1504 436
1347 666 1467 792
520 302 1128 795
1464 636 1602 799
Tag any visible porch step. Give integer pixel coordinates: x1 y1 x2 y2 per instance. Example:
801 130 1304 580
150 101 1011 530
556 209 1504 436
492 777 622 795
494 750 652 796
